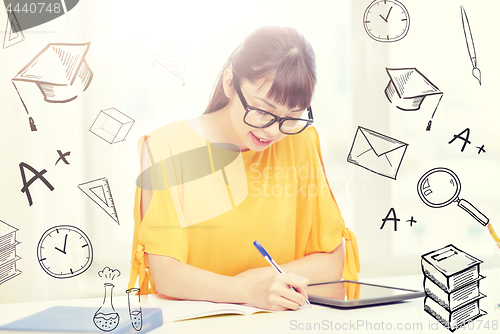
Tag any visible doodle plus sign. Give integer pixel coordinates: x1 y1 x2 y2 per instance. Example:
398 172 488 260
476 145 486 154
55 150 71 165
406 216 417 227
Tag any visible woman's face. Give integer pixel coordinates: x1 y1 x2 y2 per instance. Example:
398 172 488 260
228 78 308 152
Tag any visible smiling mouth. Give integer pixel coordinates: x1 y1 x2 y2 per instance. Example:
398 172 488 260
251 132 274 145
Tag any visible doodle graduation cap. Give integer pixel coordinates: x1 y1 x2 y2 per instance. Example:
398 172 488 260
384 67 442 111
12 42 93 104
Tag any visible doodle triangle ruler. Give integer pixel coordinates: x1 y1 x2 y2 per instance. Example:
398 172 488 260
78 177 119 224
3 12 25 49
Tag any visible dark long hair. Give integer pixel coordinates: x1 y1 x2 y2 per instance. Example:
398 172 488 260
204 26 316 114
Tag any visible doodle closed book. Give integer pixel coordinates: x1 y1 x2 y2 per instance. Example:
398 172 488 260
421 244 481 293
423 296 485 332
0 220 21 285
0 306 162 333
423 276 484 311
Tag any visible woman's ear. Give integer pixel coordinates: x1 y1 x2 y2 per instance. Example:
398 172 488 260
222 68 235 99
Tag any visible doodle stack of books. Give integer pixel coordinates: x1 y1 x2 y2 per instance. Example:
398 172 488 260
421 244 486 332
0 220 21 285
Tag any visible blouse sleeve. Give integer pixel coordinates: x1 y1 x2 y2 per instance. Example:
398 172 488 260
302 127 361 299
128 135 189 294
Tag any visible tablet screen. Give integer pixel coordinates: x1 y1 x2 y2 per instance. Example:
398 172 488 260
307 281 419 301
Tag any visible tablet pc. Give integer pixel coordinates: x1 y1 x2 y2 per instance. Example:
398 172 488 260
307 280 425 308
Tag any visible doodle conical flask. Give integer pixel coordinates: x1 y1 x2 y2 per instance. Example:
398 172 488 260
93 283 120 332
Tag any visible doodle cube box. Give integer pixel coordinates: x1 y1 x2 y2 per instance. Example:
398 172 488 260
89 108 134 144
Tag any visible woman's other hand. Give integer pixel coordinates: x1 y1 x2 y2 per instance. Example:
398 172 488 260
246 273 309 311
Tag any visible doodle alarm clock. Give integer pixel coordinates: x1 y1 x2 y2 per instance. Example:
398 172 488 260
37 225 93 279
363 0 410 42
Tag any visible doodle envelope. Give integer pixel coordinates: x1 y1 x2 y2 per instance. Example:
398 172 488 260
347 127 408 180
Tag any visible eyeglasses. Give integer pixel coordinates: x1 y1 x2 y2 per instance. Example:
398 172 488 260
232 75 314 135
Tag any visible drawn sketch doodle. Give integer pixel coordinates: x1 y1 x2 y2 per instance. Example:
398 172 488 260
421 244 486 332
126 288 142 332
12 42 93 131
37 225 93 279
78 178 119 224
89 108 135 144
94 267 122 332
0 220 21 285
19 162 55 206
363 0 410 43
460 5 481 85
347 126 408 180
384 68 443 131
127 34 188 85
3 12 25 49
55 150 71 166
417 167 489 226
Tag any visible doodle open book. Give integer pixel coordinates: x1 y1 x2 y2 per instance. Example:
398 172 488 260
0 306 162 333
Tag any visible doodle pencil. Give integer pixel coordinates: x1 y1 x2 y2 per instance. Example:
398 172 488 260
487 223 500 249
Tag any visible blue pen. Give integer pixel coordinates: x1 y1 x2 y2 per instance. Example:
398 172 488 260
253 240 312 307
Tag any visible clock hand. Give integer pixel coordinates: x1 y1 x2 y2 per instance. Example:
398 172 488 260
385 6 393 21
379 14 387 22
55 234 68 254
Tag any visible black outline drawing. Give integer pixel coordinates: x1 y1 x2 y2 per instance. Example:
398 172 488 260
476 145 485 154
19 162 55 206
448 128 471 152
126 288 142 331
363 0 410 43
421 244 486 332
36 225 93 279
380 207 400 231
384 68 443 131
93 282 120 332
12 42 93 131
55 150 70 165
89 108 135 145
78 178 119 224
347 126 408 180
0 220 21 285
461 5 481 85
127 34 188 86
417 167 489 226
406 216 417 226
3 12 25 49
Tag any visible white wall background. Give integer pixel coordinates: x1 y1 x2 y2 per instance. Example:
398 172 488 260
0 0 499 304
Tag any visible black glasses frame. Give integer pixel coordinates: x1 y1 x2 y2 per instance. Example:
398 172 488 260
232 75 314 135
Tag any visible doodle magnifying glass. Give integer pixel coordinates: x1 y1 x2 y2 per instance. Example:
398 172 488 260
417 167 489 226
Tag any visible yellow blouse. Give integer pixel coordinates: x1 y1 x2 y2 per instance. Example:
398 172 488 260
128 121 360 299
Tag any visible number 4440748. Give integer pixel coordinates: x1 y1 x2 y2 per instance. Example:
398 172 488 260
6 3 62 14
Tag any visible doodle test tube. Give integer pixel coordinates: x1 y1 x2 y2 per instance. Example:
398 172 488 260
126 288 142 331
93 283 120 332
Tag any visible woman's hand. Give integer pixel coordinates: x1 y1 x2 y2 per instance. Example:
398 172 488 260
246 273 309 311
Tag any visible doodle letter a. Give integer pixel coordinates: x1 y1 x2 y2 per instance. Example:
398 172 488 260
19 162 55 206
448 128 471 152
380 207 400 231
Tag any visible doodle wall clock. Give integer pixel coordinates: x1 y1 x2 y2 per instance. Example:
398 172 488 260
37 225 93 279
363 0 410 42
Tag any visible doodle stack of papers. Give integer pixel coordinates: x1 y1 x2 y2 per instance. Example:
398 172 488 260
421 244 486 331
0 220 21 285
347 126 408 180
12 42 93 103
385 68 442 111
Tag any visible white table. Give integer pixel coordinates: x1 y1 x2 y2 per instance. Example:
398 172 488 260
1 273 498 334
